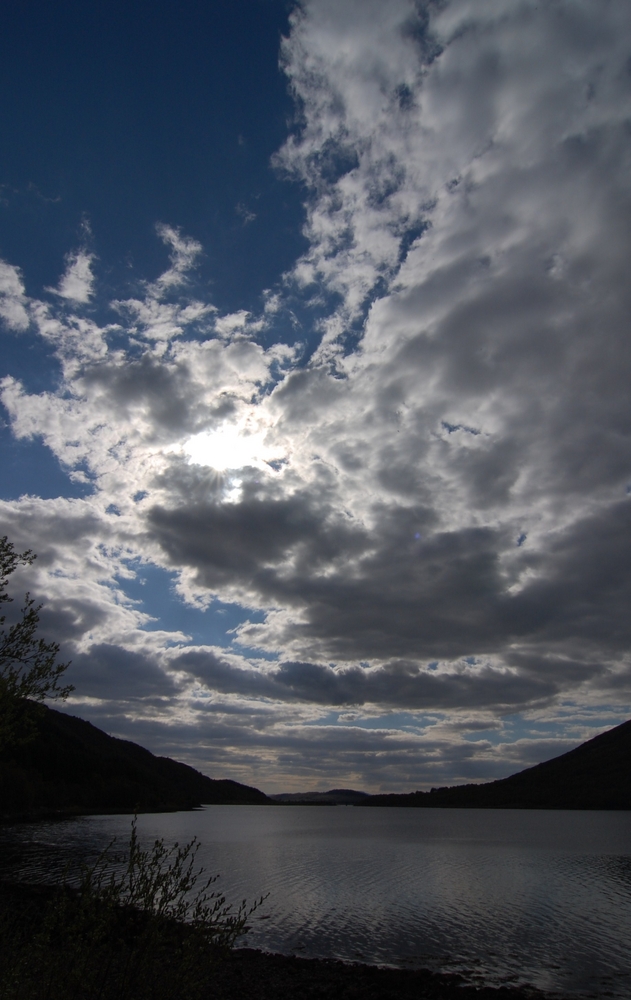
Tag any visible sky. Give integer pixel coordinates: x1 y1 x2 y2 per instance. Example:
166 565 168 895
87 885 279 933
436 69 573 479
1 0 630 794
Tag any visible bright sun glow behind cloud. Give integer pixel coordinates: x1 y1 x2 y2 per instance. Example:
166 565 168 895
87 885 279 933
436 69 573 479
181 424 276 472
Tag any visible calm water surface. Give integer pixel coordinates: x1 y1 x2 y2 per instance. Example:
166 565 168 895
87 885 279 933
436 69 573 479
2 806 630 998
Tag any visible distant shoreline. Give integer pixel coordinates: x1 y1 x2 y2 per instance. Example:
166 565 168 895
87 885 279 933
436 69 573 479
2 704 630 820
3 798 631 827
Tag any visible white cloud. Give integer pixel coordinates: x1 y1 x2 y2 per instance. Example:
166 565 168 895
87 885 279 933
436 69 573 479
151 223 203 293
0 260 30 330
48 250 96 303
110 225 214 346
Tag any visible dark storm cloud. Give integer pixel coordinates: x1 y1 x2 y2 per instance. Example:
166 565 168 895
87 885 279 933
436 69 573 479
0 500 104 554
366 201 631 513
67 644 180 701
270 368 347 424
79 355 206 436
175 648 559 712
502 500 631 653
147 491 368 594
146 488 631 668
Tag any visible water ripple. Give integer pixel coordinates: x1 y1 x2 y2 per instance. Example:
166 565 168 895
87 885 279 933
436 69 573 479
1 807 631 998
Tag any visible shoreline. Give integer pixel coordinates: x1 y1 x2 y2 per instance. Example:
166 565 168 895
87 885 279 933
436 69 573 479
210 946 563 1000
0 878 569 1000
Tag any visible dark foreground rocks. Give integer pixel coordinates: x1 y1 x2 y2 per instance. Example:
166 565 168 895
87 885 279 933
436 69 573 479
215 948 552 1000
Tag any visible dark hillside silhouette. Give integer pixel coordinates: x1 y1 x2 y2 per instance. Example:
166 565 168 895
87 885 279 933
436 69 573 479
0 702 269 819
361 719 631 810
270 789 370 805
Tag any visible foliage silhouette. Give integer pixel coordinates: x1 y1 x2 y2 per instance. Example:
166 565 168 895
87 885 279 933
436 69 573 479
0 817 266 1000
0 536 72 750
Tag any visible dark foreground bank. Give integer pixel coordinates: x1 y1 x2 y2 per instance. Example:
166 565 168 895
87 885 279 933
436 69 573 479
0 880 564 1000
214 948 557 1000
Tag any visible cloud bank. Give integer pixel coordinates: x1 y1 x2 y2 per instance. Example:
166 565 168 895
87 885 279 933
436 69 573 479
1 0 630 790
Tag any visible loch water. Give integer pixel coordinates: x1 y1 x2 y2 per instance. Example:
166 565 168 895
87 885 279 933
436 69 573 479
2 805 631 998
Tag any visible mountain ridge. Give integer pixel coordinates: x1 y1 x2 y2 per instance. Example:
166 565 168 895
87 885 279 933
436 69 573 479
360 719 631 810
270 789 370 805
0 701 270 820
2 705 629 818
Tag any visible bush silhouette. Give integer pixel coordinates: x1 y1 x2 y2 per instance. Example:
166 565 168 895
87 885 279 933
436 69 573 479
0 536 72 752
0 817 266 1000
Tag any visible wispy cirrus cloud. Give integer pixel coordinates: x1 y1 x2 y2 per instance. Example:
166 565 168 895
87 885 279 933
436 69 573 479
0 260 30 330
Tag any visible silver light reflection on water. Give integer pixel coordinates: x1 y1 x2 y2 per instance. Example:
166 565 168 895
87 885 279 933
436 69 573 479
2 806 630 998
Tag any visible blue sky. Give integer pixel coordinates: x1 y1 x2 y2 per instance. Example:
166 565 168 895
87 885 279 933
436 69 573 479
1 0 630 793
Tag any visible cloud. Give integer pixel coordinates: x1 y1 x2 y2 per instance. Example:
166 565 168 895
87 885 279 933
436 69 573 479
48 251 96 303
0 260 30 330
173 647 561 713
111 225 213 346
1 0 630 789
152 224 203 293
68 644 182 701
236 202 257 226
277 0 631 358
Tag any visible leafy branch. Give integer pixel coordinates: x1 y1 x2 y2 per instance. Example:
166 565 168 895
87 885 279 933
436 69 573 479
0 535 73 749
1 818 268 999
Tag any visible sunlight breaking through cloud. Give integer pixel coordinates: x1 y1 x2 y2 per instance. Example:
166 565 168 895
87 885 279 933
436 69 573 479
179 423 281 473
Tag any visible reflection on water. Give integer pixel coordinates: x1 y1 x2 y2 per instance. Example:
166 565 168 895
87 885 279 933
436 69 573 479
1 806 630 998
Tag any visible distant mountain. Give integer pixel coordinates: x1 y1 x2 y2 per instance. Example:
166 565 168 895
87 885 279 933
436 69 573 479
6 705 627 820
270 788 370 805
361 719 631 810
0 702 270 820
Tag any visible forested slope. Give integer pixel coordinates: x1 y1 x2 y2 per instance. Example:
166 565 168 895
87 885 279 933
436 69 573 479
362 719 631 810
0 702 269 819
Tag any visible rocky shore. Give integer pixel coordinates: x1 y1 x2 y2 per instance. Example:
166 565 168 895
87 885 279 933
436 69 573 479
214 947 556 1000
0 878 564 1000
